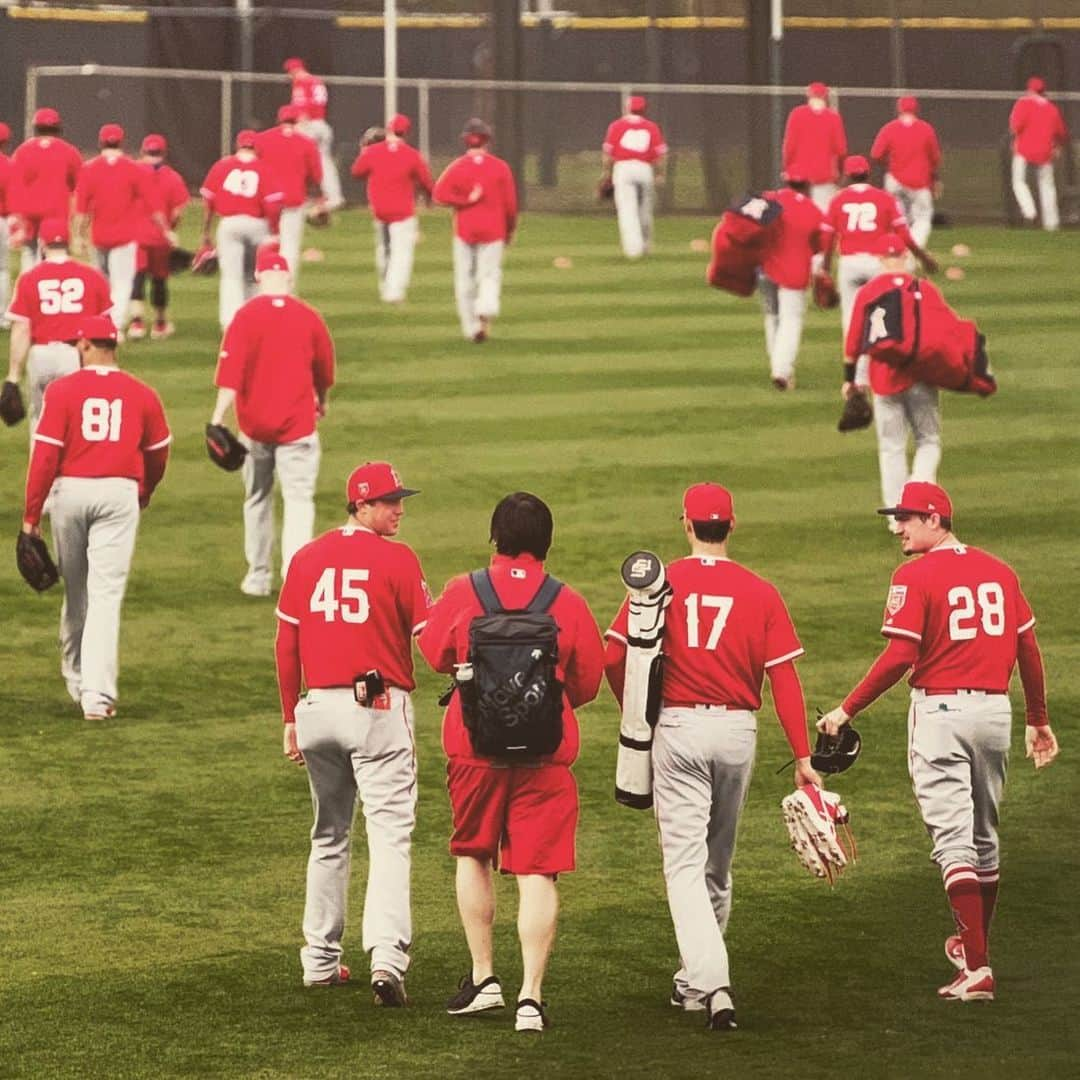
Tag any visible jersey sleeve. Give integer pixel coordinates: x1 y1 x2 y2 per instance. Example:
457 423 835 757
214 316 248 390
870 125 889 163
880 564 925 641
651 121 668 158
416 575 468 674
74 168 92 214
398 547 433 636
7 271 36 321
276 559 304 625
763 585 804 668
602 120 618 155
604 597 631 644
311 310 335 393
414 151 434 195
350 147 371 179
1008 99 1025 135
33 379 68 447
90 270 113 316
562 591 605 709
200 160 223 201
1015 578 1036 635
141 385 172 451
844 284 868 360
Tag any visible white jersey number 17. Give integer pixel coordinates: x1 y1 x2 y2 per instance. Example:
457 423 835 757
684 593 734 649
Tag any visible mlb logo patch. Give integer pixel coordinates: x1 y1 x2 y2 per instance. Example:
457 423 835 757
886 585 907 615
357 481 369 497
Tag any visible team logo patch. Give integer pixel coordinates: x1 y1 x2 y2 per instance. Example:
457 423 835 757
357 481 370 497
886 585 907 615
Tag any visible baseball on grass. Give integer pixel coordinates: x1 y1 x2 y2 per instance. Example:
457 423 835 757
945 266 965 281
951 243 971 257
553 256 573 269
689 237 710 253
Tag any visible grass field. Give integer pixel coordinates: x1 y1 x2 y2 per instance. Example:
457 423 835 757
1 211 1077 1080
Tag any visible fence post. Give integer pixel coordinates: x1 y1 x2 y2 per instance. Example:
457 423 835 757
24 67 39 140
419 80 431 166
221 73 234 158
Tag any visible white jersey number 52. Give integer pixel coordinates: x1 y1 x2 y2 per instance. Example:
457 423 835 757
947 582 1005 640
38 278 85 315
310 568 370 624
684 593 734 649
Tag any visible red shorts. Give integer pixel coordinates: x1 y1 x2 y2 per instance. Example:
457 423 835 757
137 245 171 278
447 761 578 876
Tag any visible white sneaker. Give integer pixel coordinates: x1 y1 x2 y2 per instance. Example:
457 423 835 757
514 998 549 1032
240 576 271 598
446 974 505 1015
670 983 707 1012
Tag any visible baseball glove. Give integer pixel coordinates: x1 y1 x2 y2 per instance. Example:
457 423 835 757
205 423 247 472
16 531 60 592
781 785 857 885
306 206 331 228
597 176 615 201
837 388 873 432
810 724 862 774
361 126 386 147
0 379 26 426
168 247 194 274
191 244 219 275
812 271 840 310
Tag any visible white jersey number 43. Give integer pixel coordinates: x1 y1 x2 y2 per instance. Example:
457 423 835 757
310 568 370 624
684 593 734 649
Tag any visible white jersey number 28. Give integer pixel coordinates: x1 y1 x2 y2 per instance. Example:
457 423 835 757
684 593 734 650
81 398 122 442
310 568 370 624
947 582 1006 640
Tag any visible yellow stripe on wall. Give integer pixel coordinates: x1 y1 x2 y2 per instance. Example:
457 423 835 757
8 5 147 23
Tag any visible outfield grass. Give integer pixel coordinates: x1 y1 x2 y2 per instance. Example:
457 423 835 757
1 212 1077 1079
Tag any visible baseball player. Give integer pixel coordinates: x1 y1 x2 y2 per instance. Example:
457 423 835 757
1009 76 1069 232
432 119 518 343
0 121 12 325
758 174 832 390
7 107 83 273
782 83 848 212
871 96 942 248
200 130 284 330
128 134 189 341
276 460 430 1003
418 492 604 1033
284 58 343 212
75 124 168 335
255 106 323 291
600 95 668 259
818 481 1058 1003
210 248 335 596
349 113 433 305
604 483 819 1032
5 218 113 434
22 314 171 719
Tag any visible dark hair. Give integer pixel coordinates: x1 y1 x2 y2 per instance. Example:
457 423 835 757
690 519 731 543
34 125 60 136
911 511 953 531
786 178 811 193
490 492 553 559
87 338 118 350
847 171 871 183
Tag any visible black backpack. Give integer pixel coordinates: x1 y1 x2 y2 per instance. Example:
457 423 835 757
456 569 565 759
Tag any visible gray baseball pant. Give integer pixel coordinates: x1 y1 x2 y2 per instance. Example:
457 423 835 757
301 119 343 209
453 237 504 339
612 158 656 259
873 381 941 513
374 216 418 303
277 206 305 292
759 275 807 383
884 174 935 248
96 242 138 331
216 214 269 329
27 342 80 438
0 216 10 317
1011 155 1059 231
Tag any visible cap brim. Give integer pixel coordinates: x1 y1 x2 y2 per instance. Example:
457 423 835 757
371 487 419 501
877 505 915 516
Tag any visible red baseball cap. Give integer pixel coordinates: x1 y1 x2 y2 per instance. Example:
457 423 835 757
683 483 734 523
141 133 167 154
807 82 829 98
39 217 69 245
388 113 411 135
897 95 919 114
347 462 419 504
844 154 871 176
75 315 119 343
255 248 289 274
284 57 305 73
1027 75 1046 94
877 481 953 519
0 122 10 144
277 104 300 124
878 232 906 257
33 107 61 127
99 123 124 145
235 129 258 150
628 94 647 113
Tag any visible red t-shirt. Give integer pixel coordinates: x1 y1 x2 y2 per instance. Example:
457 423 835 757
276 526 430 691
761 187 830 290
6 257 113 343
602 116 668 163
607 556 804 710
200 155 284 219
350 140 434 223
782 104 847 185
0 152 10 216
136 162 189 247
433 151 518 244
419 553 605 767
880 543 1036 692
826 184 911 256
215 293 335 444
1010 94 1068 165
75 153 156 248
255 126 322 208
9 136 83 222
291 75 328 121
871 117 942 190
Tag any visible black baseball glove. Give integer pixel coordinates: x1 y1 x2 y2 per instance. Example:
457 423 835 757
16 531 59 592
837 388 873 432
597 176 615 201
812 271 840 310
168 247 194 274
205 423 247 471
191 244 219 275
810 725 862 774
306 206 331 228
0 379 26 426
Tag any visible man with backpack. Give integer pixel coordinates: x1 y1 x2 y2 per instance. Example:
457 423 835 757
419 492 604 1033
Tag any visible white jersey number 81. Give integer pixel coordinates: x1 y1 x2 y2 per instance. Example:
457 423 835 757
81 397 122 442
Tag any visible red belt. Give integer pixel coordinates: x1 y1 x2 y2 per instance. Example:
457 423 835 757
917 688 1004 696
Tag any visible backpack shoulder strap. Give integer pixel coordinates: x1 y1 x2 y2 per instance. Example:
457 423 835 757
469 569 504 614
527 574 563 614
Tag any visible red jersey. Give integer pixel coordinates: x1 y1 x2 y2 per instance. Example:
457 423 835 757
200 155 284 220
254 126 322 208
8 136 82 222
1010 94 1068 166
215 293 335 444
0 152 10 216
827 184 910 256
880 543 1036 693
276 525 430 691
433 150 518 244
419 553 605 767
782 104 847 185
607 556 803 711
602 116 667 164
761 187 830 290
75 153 156 248
290 74 328 121
871 117 941 190
350 140 434 223
6 257 113 343
136 162 189 247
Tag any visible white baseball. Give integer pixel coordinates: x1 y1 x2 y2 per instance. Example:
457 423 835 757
945 266 965 281
950 243 971 257
689 237 710 253
552 256 573 270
